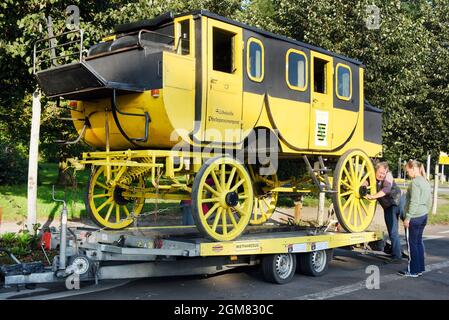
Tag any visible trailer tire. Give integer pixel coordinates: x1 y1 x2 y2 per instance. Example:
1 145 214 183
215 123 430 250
261 253 296 284
368 239 386 252
297 249 332 277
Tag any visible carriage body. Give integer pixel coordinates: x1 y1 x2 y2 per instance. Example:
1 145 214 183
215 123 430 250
34 11 383 240
37 11 382 156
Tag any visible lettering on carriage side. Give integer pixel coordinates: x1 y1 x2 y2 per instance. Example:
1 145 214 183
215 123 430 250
234 241 260 252
208 116 240 125
315 111 328 146
215 108 234 116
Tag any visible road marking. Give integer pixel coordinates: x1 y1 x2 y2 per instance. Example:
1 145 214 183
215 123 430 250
437 230 449 234
423 235 445 240
11 280 131 300
293 260 449 300
0 288 49 300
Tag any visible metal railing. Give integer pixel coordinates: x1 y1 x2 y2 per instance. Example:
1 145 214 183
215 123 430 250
137 29 190 54
136 29 175 48
33 29 85 74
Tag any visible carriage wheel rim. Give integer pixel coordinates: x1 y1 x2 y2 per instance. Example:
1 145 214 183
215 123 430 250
336 150 376 232
311 250 327 273
275 254 294 279
88 166 144 229
196 158 253 241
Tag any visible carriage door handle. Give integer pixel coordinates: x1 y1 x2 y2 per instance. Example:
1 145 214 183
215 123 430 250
211 79 218 84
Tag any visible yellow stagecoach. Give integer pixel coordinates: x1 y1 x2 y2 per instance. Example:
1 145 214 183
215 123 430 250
34 11 383 241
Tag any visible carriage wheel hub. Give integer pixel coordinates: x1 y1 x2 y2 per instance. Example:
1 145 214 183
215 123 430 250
359 185 368 197
225 192 239 207
113 187 129 206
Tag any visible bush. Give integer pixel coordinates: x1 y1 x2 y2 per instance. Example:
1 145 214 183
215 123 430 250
0 230 39 258
0 140 28 185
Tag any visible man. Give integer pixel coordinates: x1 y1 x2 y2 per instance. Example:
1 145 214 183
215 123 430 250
366 162 403 263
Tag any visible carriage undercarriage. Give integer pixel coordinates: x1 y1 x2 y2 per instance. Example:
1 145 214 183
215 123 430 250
65 148 377 242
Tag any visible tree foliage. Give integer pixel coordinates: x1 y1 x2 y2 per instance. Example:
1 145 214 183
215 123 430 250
0 0 448 181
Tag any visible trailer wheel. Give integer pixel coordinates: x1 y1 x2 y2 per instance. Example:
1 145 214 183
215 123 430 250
333 149 377 233
192 156 254 241
297 249 332 277
262 253 296 284
67 254 93 280
368 239 386 252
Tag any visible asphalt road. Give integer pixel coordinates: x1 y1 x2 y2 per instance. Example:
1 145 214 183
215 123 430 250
1 224 449 301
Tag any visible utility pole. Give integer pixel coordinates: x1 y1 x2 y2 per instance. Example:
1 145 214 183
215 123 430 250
397 156 401 179
427 153 431 180
432 164 439 215
27 16 54 231
27 90 41 230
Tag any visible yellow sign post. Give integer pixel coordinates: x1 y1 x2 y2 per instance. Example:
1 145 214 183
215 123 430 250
439 152 449 165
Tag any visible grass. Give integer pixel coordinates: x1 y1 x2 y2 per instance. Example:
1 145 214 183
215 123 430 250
0 163 88 224
428 194 449 225
428 211 449 224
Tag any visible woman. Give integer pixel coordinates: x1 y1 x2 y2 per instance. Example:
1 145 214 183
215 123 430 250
366 162 402 262
399 160 432 277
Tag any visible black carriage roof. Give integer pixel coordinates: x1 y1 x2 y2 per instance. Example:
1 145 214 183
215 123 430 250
114 10 364 67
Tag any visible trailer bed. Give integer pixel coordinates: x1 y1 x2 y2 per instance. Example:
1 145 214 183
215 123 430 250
1 225 384 288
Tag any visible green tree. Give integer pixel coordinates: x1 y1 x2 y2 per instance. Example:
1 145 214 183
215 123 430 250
1 0 448 182
239 0 448 172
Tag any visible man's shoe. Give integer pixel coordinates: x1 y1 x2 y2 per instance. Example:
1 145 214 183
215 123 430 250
418 272 423 276
398 270 419 278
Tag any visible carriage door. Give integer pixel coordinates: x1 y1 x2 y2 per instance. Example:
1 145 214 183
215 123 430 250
309 52 333 150
204 19 243 143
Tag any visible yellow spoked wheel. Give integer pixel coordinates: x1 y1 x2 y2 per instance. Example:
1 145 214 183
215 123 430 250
332 149 377 233
248 164 279 225
86 166 145 229
192 156 254 241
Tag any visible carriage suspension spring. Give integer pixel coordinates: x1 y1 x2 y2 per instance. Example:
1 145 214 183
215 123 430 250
120 157 153 185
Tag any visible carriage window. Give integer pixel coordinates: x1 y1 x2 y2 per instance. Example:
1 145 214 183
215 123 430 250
247 38 264 82
213 27 235 73
314 58 328 94
336 64 352 100
286 49 307 91
178 19 190 55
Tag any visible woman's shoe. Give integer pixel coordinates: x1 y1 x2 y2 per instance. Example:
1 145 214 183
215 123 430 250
397 270 419 278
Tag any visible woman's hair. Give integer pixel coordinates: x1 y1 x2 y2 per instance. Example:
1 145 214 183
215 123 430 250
405 160 427 179
375 161 389 171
